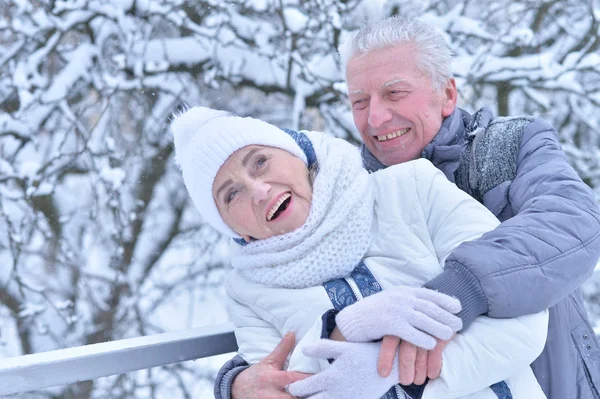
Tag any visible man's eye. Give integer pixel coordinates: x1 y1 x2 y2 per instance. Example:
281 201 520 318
389 90 408 99
352 99 368 110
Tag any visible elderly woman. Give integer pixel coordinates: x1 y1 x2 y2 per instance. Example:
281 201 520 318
171 106 548 399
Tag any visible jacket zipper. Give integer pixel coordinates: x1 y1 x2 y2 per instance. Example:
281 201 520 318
344 276 363 301
395 385 405 398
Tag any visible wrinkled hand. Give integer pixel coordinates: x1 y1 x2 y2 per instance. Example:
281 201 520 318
232 333 311 399
377 335 453 385
288 340 399 399
336 286 462 350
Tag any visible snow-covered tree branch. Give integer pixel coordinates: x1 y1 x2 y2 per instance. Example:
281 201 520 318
0 0 598 397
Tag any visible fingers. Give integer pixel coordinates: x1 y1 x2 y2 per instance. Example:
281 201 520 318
409 310 454 341
398 340 417 385
272 370 312 387
287 373 326 398
302 339 346 359
427 338 449 379
378 335 400 377
414 300 463 334
393 324 437 350
414 347 428 385
264 332 296 369
414 288 462 314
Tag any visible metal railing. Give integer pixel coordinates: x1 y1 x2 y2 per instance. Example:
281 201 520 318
2 264 599 396
0 323 237 396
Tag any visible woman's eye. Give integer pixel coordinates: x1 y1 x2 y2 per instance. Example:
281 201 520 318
225 189 238 204
254 155 269 171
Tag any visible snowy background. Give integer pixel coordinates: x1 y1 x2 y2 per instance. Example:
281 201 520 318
0 0 599 398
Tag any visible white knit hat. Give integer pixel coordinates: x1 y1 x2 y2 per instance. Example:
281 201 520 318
171 106 308 238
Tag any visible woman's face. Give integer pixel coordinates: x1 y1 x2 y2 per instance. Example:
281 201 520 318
212 145 312 242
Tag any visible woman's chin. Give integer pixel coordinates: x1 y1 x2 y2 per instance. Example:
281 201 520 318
267 215 308 237
271 220 302 236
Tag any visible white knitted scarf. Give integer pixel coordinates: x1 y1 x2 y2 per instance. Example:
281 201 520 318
231 132 375 289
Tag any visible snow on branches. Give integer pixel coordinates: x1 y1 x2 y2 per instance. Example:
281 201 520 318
0 0 598 397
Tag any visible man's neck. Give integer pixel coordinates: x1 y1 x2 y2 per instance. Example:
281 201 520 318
360 108 473 174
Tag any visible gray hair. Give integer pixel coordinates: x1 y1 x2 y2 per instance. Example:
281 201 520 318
308 162 319 187
338 16 453 91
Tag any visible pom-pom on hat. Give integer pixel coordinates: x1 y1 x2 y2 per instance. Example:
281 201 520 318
171 106 309 238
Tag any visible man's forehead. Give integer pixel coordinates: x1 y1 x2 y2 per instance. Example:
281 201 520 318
347 77 411 94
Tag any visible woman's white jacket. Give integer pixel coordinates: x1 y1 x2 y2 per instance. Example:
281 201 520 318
226 158 549 398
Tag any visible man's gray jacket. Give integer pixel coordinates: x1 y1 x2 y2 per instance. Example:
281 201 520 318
215 108 600 399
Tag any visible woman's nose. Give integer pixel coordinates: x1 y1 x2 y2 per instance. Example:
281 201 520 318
250 180 271 204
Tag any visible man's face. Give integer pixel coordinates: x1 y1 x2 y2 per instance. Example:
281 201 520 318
346 44 457 166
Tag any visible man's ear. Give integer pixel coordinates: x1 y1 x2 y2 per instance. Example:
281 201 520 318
441 78 457 117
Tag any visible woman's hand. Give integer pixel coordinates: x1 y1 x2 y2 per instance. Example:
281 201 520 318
231 333 311 399
288 340 400 399
335 286 462 349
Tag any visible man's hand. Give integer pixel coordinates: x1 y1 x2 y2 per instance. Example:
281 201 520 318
376 335 452 385
231 333 311 399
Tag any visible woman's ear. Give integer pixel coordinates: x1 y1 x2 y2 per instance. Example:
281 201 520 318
241 234 253 243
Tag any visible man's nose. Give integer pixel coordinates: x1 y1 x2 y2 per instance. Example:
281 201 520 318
367 97 392 128
250 180 271 204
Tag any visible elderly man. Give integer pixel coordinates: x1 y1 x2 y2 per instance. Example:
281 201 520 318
215 16 600 399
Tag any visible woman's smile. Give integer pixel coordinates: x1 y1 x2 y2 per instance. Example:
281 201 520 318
266 192 293 222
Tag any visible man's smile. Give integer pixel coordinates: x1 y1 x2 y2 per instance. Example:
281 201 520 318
376 127 410 142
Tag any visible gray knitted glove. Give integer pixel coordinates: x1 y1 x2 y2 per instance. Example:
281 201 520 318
287 340 399 399
336 286 462 349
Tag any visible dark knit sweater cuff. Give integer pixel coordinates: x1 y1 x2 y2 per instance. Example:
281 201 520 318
424 260 488 330
321 309 340 339
217 365 250 399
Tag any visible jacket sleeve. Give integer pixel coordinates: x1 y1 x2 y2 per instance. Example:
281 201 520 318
228 286 329 374
425 118 600 327
214 355 250 399
213 292 282 399
422 310 549 398
412 161 549 397
218 278 327 397
225 281 285 366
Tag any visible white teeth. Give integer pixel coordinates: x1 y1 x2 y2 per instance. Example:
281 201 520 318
377 128 410 142
267 193 291 221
